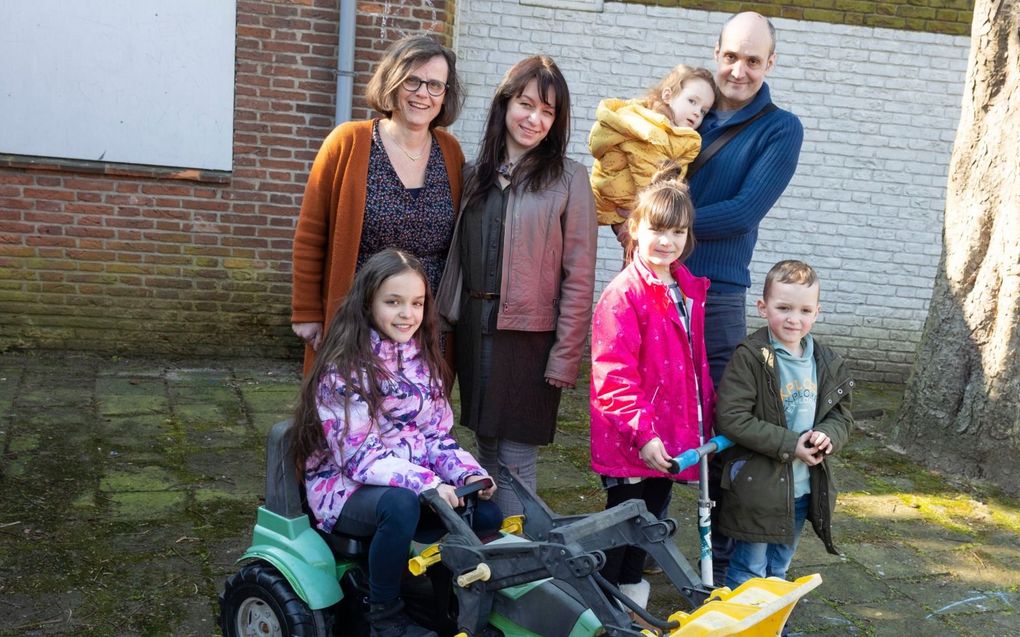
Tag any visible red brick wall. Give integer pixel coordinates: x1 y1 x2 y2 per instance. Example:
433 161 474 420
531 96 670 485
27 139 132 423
350 0 456 121
0 0 453 357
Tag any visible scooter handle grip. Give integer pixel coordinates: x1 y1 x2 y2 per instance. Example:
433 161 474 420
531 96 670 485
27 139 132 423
667 436 734 474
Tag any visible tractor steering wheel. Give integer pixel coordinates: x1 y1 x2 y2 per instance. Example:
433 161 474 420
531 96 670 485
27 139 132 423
453 477 493 525
453 477 494 501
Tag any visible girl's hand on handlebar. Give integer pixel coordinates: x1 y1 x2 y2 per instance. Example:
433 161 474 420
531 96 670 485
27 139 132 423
437 483 463 509
639 437 673 472
465 474 497 500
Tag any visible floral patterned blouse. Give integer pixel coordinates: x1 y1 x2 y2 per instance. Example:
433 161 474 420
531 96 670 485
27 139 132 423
356 122 456 294
303 331 485 533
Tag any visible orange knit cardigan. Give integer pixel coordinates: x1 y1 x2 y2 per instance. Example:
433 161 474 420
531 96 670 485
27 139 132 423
291 119 464 371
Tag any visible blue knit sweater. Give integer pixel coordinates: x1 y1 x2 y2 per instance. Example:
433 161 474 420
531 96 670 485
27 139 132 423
687 84 803 293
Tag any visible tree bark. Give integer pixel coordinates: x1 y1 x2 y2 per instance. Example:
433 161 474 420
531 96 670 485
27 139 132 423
893 0 1020 490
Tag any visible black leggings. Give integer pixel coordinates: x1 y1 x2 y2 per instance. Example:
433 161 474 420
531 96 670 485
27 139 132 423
600 477 673 586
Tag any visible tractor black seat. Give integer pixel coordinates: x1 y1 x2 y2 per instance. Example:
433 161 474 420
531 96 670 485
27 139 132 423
319 528 370 560
263 421 374 562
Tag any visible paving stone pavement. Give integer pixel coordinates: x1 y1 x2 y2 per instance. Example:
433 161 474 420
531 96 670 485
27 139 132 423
0 351 1017 636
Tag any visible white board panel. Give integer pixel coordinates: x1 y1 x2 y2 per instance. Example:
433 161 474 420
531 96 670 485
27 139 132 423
0 0 236 171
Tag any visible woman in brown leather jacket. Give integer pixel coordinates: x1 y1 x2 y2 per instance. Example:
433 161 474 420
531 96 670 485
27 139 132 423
436 55 597 516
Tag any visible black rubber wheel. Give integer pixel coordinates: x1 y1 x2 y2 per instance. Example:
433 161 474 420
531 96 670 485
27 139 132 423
219 562 333 637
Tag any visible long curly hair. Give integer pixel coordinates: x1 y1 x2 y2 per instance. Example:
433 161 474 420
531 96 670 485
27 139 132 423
289 249 449 471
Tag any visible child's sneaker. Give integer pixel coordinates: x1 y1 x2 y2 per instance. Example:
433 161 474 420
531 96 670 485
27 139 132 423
620 579 660 635
619 579 650 609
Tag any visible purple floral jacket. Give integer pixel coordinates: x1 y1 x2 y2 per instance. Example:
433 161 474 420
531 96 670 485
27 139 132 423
304 331 486 533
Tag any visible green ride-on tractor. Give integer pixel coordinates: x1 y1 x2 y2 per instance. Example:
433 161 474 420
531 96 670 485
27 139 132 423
218 421 820 637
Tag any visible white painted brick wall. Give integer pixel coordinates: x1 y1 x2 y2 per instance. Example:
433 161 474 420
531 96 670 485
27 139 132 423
450 0 969 382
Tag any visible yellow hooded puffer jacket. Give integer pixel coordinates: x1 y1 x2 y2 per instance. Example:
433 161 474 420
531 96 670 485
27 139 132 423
588 98 702 226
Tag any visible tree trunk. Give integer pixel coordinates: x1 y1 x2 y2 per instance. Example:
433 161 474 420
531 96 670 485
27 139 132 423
892 0 1020 490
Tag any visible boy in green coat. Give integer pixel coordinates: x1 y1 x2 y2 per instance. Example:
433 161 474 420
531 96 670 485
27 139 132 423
714 260 853 588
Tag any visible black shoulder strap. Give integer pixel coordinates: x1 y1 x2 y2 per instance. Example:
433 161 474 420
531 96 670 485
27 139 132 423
687 103 778 179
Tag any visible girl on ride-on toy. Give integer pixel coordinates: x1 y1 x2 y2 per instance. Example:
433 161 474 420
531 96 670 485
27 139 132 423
290 248 501 637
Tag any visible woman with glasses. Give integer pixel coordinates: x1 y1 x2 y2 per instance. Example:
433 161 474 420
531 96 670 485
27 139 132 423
292 35 465 374
436 56 597 516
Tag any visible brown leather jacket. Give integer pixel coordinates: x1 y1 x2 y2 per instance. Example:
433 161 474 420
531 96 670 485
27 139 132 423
436 158 597 384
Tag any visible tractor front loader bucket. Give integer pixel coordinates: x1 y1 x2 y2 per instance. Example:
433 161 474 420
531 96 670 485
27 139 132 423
664 574 822 636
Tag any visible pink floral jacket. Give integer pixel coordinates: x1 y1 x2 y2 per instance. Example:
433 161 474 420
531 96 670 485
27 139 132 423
304 332 486 532
590 257 716 482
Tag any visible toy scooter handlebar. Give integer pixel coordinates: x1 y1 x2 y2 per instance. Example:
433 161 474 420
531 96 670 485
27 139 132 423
667 435 733 474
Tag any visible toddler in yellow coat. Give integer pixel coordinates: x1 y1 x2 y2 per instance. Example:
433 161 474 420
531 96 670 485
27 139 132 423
589 65 715 250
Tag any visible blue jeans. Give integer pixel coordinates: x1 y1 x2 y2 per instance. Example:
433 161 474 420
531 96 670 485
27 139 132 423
725 495 810 589
334 485 503 603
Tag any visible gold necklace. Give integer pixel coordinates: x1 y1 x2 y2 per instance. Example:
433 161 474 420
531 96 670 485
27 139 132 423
382 125 429 162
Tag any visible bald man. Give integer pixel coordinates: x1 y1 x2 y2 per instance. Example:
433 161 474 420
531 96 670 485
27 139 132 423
686 12 804 585
688 12 804 385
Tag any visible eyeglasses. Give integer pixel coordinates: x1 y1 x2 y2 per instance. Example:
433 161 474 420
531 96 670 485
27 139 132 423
401 76 448 97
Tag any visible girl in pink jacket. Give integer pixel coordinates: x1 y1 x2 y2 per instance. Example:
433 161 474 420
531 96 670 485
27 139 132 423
589 164 715 609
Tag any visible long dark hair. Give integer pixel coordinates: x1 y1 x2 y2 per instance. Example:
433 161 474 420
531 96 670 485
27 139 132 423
289 249 449 471
465 55 571 209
